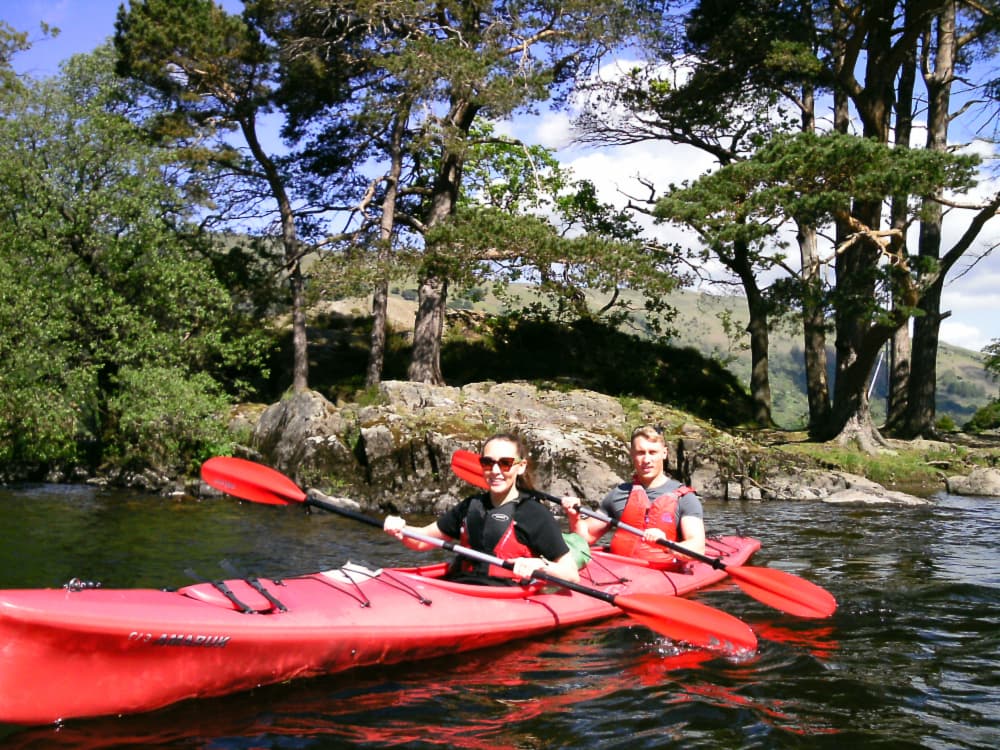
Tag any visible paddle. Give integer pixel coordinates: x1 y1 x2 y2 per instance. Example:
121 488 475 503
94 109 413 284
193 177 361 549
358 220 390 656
451 449 837 619
201 456 758 654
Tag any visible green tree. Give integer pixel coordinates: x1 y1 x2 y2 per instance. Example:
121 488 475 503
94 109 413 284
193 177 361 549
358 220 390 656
892 1 1000 438
258 0 668 385
0 47 264 475
440 126 678 334
583 0 1000 447
574 0 820 428
114 0 318 393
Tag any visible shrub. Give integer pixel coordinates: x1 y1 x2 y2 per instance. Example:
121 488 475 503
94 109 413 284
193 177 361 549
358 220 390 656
935 415 957 433
107 366 235 474
964 400 1000 433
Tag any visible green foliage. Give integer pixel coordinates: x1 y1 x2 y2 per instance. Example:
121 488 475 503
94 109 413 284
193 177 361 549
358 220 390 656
939 373 986 399
783 441 963 488
658 132 980 241
964 400 1000 434
0 20 32 92
0 357 94 468
966 340 1000 432
114 0 273 140
429 162 681 337
107 366 234 474
935 415 958 433
0 48 267 475
984 339 1000 381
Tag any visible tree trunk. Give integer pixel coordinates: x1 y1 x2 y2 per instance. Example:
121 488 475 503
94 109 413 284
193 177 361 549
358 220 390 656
288 265 309 392
823 323 894 449
906 277 945 436
900 3 955 438
366 277 389 387
745 285 774 427
797 80 830 435
725 237 773 426
799 221 831 435
885 32 917 432
366 112 408 387
408 99 477 385
832 403 889 453
822 1 899 448
408 274 447 384
239 116 309 392
887 326 911 430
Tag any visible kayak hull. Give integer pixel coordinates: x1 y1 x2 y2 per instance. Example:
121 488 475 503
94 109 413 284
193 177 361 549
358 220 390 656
0 536 759 725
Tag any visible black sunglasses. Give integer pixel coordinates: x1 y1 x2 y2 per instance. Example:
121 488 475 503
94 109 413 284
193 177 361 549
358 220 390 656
478 456 521 472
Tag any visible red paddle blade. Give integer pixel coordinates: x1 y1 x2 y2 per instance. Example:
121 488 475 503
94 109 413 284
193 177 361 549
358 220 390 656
616 593 758 654
451 450 490 490
728 565 837 619
201 456 307 506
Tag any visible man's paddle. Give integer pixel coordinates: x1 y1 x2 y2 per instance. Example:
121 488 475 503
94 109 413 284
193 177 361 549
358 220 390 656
451 449 837 619
201 456 758 654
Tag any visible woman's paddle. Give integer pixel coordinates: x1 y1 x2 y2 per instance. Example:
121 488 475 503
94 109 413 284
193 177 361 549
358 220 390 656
451 449 837 619
201 456 758 654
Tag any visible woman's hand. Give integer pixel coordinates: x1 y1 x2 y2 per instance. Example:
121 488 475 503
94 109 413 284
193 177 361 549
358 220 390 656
511 557 547 581
383 515 407 541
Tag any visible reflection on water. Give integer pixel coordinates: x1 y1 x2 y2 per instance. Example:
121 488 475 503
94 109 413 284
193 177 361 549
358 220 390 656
2 485 999 749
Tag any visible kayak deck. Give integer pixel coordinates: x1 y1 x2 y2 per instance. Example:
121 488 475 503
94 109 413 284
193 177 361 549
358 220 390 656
0 535 759 725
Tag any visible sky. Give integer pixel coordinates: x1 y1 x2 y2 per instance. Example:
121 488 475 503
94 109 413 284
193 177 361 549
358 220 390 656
5 0 999 354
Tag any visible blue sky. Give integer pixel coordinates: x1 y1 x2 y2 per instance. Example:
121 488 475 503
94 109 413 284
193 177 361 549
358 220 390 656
6 1 999 354
6 1 121 78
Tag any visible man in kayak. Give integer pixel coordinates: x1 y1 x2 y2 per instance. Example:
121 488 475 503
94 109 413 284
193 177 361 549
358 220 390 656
562 425 705 569
384 432 581 584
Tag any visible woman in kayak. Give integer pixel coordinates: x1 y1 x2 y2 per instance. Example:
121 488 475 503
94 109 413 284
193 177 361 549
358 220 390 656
562 425 705 569
383 432 580 584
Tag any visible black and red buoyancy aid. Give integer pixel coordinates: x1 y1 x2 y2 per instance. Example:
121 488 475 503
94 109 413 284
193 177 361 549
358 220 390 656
609 482 695 567
457 494 533 579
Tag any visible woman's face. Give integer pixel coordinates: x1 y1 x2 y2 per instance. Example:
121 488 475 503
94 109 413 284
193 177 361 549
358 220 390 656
479 437 525 498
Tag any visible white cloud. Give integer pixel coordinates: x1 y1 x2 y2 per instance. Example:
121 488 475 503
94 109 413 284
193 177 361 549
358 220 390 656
533 111 574 150
559 140 715 198
940 320 991 352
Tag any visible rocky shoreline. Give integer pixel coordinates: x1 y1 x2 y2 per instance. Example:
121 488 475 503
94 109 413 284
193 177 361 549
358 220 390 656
185 380 1000 513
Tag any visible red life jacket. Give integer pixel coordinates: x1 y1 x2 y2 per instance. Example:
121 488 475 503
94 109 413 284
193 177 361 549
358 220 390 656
609 482 695 568
457 495 534 580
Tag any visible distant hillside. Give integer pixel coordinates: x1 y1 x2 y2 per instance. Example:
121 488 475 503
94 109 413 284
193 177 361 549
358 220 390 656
661 290 997 429
329 284 997 430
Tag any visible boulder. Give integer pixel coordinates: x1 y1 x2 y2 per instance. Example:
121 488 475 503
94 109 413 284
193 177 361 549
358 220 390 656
249 382 650 512
946 467 1000 497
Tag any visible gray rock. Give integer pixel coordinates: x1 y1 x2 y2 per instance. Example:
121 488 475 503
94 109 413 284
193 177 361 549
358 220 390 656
823 488 929 506
242 381 942 512
946 467 1000 497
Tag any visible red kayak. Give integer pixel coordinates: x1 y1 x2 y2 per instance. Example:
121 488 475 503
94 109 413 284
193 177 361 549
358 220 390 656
0 536 759 725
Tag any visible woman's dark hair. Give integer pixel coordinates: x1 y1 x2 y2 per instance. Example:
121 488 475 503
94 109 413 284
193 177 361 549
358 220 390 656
481 431 536 492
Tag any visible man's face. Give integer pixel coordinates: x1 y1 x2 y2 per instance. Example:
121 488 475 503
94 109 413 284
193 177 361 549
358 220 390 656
630 436 667 484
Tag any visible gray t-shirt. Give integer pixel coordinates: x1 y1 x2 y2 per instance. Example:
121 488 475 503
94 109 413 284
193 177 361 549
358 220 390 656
599 479 703 540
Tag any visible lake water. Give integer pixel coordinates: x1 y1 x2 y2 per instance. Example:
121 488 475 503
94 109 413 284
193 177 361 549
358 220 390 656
1 482 998 749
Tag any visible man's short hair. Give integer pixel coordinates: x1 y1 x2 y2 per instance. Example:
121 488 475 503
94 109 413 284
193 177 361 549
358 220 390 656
630 425 665 447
